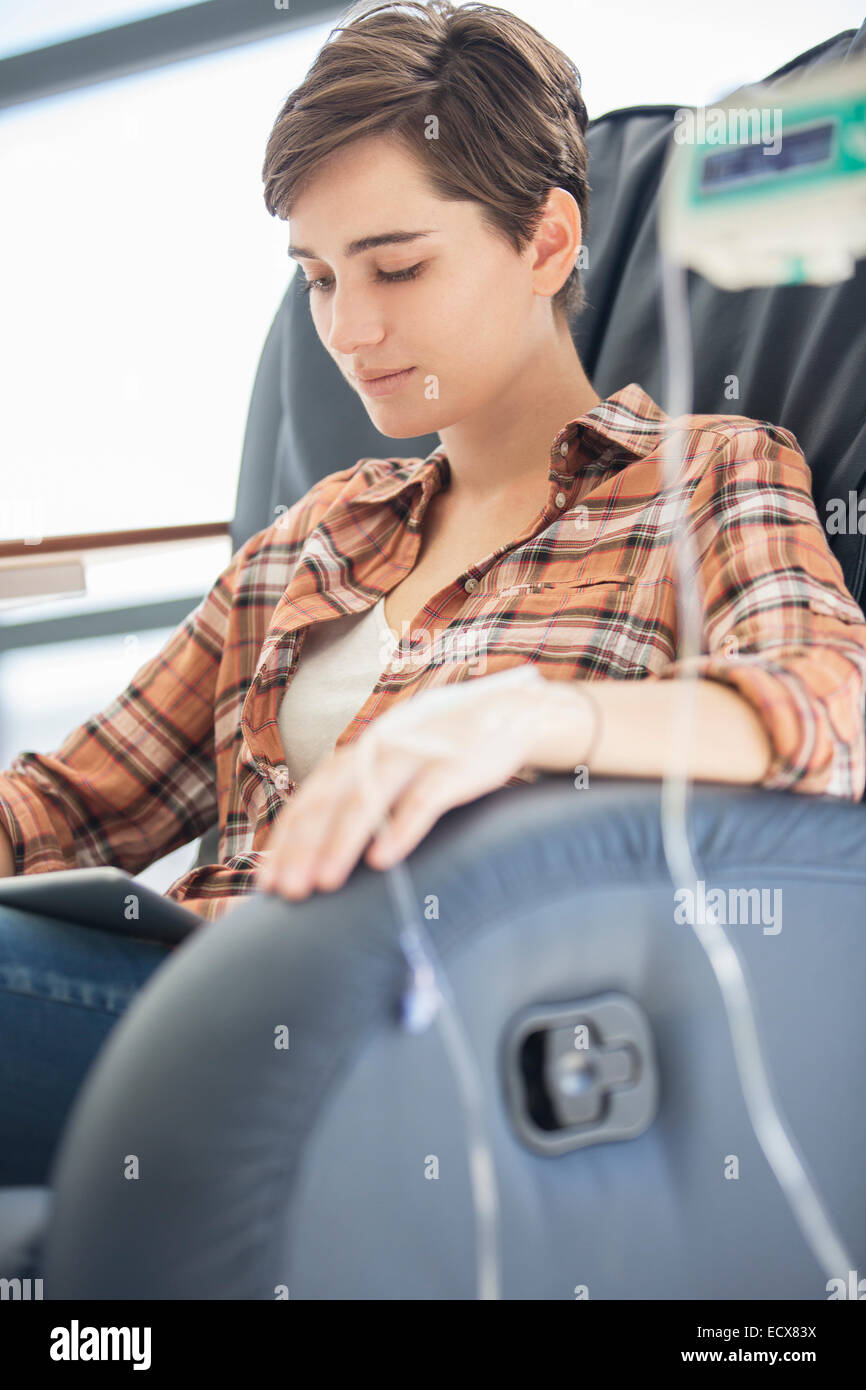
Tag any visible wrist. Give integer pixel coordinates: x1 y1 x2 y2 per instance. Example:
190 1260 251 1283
527 679 600 773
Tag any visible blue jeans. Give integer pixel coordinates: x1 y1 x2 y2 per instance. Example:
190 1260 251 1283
0 904 174 1185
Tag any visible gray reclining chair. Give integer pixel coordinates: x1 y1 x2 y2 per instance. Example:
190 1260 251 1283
2 22 865 1298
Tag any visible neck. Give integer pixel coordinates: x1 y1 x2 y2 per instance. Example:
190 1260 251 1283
436 314 602 505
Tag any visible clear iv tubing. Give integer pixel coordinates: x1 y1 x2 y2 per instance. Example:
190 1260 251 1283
353 686 522 1302
658 248 854 1285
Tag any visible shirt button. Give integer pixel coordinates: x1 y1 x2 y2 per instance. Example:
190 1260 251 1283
554 490 568 508
464 576 479 594
560 441 569 457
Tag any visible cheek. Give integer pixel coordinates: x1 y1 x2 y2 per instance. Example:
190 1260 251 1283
453 295 524 383
310 300 330 338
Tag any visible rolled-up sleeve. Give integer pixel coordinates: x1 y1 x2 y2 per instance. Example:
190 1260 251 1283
656 425 866 799
0 539 251 878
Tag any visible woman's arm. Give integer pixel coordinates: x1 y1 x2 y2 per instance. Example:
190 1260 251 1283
255 666 773 900
616 426 866 800
0 540 249 880
528 676 772 784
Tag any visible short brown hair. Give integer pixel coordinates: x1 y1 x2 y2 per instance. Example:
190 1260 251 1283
261 0 591 320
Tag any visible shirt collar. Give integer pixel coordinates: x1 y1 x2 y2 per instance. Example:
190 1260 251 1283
351 382 668 505
552 381 669 471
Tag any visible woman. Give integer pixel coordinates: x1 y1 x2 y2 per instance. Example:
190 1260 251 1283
1 0 866 1186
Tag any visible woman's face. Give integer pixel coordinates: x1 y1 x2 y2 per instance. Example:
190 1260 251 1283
287 134 566 440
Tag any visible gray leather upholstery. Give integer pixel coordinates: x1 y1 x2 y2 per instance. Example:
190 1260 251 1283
38 779 866 1298
2 23 865 1298
0 1188 50 1286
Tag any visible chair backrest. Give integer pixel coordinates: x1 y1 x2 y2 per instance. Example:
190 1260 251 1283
232 22 866 610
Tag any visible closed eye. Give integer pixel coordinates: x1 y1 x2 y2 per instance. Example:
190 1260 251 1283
297 263 425 295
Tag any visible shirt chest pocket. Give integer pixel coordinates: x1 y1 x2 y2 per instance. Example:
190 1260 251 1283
528 576 640 630
458 574 639 633
460 574 664 676
483 575 637 603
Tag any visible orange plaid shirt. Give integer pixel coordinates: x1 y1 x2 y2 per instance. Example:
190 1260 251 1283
2 382 865 921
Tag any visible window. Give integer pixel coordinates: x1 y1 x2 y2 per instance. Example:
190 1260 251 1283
0 18 335 540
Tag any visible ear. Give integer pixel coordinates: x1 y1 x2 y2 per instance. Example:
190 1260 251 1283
530 187 583 298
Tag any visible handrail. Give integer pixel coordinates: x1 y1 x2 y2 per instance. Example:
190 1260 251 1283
0 521 231 561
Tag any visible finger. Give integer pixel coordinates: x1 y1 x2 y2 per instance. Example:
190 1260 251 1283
366 755 506 866
257 752 356 890
270 740 424 896
301 760 407 892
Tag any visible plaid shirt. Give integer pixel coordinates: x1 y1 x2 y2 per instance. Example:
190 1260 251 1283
2 382 865 922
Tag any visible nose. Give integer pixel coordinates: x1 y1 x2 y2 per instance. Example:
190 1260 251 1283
325 280 386 363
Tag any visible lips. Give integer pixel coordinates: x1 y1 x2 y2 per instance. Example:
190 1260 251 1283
354 367 412 382
354 366 417 398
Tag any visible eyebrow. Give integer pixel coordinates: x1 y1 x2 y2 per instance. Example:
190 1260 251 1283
287 230 438 261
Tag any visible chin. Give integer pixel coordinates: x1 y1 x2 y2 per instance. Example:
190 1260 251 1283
363 404 445 441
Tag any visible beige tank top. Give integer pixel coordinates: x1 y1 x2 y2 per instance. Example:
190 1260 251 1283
276 596 399 783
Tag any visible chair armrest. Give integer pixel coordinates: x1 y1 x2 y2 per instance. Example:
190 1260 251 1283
42 775 866 1298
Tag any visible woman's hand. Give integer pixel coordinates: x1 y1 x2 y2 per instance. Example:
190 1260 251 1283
255 664 563 902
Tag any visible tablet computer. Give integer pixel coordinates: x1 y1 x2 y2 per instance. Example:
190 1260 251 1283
0 866 200 945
